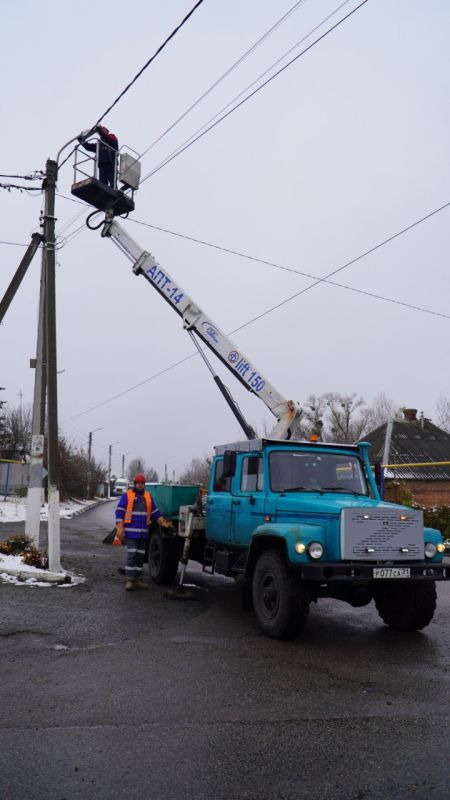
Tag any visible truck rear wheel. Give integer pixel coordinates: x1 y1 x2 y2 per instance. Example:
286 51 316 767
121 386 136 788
373 580 437 632
148 530 181 585
252 550 309 639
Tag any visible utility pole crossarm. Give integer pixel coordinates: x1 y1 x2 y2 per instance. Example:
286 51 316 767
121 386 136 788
0 233 43 324
103 219 301 438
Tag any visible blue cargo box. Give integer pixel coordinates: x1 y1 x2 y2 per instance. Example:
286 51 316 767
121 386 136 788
145 483 199 517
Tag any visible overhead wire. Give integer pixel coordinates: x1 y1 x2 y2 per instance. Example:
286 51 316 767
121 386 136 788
140 0 366 184
62 199 450 422
0 182 42 192
54 189 450 320
54 0 311 239
0 240 31 247
139 0 309 160
54 0 364 245
58 0 207 173
0 172 44 180
128 206 450 322
54 0 357 242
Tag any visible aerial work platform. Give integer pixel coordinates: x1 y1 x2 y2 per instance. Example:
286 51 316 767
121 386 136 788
71 177 135 216
71 137 141 217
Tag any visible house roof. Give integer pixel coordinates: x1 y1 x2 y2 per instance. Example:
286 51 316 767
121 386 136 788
366 409 450 480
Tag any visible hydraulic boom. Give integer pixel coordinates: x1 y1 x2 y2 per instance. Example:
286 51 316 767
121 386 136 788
101 216 301 439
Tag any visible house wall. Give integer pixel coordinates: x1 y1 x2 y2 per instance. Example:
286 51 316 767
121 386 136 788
385 480 450 508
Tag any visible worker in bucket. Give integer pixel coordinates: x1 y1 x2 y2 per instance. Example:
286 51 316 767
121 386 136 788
78 125 119 187
114 473 172 591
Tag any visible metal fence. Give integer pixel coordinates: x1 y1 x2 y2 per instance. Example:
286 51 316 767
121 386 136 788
0 461 29 498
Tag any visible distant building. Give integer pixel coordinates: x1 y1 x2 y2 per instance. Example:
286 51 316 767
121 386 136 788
366 408 450 507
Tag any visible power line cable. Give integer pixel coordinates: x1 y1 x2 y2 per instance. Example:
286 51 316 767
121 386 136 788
140 0 366 184
128 205 450 322
54 0 365 238
0 183 42 192
62 199 449 422
0 240 31 247
54 0 354 237
0 172 44 180
58 0 206 173
53 189 450 320
139 0 309 160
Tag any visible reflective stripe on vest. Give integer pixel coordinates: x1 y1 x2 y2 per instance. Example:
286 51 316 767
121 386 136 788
124 490 152 525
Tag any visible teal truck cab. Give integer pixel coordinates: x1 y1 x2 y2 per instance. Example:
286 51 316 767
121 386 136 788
81 194 449 639
148 437 448 639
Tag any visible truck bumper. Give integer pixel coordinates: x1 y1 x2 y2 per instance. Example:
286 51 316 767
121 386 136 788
297 562 449 582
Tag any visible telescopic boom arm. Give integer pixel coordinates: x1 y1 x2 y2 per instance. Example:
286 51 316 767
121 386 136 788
101 216 301 439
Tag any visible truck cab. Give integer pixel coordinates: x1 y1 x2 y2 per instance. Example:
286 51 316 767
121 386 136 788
199 438 447 638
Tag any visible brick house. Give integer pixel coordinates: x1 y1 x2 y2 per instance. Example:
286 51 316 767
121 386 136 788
366 408 450 507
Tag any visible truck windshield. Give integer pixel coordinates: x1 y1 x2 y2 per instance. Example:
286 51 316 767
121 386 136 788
269 450 368 495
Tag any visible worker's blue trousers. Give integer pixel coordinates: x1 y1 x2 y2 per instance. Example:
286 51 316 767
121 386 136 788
124 536 147 580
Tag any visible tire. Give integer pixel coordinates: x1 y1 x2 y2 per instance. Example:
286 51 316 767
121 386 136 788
251 550 309 639
373 580 437 632
148 529 181 585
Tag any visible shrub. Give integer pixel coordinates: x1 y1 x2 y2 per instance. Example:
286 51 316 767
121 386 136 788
0 533 48 567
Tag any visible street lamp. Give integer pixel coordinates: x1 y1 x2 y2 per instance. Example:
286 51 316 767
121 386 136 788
108 441 120 499
87 427 103 499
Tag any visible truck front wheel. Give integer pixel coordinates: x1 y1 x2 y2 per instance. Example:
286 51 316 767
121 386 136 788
252 550 309 639
373 580 437 632
148 530 181 585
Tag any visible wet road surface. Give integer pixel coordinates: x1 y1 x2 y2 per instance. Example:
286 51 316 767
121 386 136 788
1 502 449 799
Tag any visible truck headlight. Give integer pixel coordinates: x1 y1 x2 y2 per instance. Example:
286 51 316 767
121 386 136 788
424 542 437 559
308 542 324 560
436 543 445 554
295 542 306 554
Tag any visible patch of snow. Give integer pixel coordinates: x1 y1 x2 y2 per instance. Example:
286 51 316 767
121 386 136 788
0 553 85 587
0 497 99 523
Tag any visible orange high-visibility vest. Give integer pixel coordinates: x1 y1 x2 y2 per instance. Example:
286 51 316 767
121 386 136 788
124 490 152 525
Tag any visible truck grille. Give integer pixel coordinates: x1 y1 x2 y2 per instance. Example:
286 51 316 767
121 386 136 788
340 507 423 561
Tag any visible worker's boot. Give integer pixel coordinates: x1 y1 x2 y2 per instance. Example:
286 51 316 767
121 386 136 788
133 579 149 589
125 579 135 591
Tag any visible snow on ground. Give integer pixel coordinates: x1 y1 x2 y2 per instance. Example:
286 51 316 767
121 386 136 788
0 495 100 586
0 553 86 587
0 496 100 523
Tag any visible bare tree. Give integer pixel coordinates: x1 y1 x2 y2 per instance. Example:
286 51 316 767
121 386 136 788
127 457 158 482
179 456 211 487
435 396 450 432
366 393 401 430
3 403 32 457
292 394 326 440
323 393 371 443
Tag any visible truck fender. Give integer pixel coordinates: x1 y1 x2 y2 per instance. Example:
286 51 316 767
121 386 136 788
245 522 326 578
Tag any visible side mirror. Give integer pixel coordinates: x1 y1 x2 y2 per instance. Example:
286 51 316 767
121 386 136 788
222 450 236 479
374 462 384 498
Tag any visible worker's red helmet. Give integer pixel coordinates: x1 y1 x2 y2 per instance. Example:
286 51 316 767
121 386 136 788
134 473 146 483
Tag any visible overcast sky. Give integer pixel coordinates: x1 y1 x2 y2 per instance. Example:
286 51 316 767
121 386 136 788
1 0 449 479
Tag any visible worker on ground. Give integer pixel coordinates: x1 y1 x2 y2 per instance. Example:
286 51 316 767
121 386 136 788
77 125 119 187
114 473 172 591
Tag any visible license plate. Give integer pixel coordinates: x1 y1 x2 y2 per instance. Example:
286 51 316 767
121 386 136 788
373 567 411 579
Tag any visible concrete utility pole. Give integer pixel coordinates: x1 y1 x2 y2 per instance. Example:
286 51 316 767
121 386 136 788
43 159 61 572
0 233 43 325
108 442 119 498
87 428 102 498
25 218 48 547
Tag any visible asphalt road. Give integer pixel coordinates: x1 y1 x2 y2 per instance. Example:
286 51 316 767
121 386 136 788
1 502 449 800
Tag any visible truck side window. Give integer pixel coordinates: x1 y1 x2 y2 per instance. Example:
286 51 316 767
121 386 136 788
240 456 263 492
213 459 231 492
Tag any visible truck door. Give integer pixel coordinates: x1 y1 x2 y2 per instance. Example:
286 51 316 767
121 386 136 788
231 454 265 546
205 457 233 543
